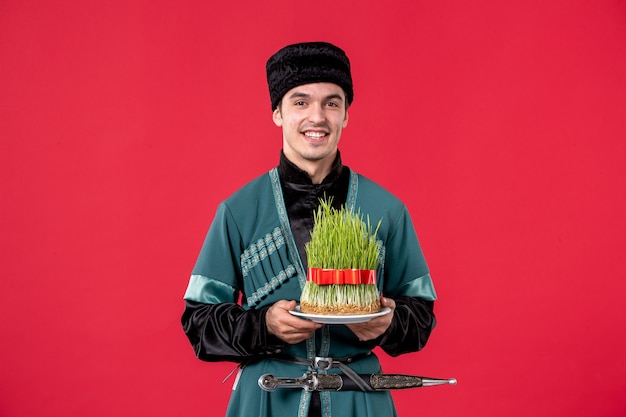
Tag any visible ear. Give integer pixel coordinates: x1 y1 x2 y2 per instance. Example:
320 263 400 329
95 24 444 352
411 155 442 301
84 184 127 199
342 110 349 128
272 107 283 127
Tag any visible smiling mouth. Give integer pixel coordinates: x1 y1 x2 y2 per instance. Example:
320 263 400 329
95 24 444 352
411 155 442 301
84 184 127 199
303 131 328 140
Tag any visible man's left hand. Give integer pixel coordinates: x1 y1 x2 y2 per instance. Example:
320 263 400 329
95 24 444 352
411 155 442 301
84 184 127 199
346 296 395 341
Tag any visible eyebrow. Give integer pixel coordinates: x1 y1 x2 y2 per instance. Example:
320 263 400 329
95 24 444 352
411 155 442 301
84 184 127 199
287 91 345 102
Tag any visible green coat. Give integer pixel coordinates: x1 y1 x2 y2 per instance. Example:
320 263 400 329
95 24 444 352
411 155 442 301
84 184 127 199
184 168 436 417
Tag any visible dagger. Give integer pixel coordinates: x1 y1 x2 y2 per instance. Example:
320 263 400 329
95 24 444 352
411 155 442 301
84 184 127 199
259 372 457 392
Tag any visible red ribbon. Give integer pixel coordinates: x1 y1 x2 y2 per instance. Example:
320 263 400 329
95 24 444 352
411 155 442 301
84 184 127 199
307 268 377 285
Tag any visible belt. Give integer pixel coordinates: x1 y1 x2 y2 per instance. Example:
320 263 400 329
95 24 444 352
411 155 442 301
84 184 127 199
268 352 374 392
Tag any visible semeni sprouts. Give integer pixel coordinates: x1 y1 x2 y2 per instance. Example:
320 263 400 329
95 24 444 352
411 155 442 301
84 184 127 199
301 198 382 315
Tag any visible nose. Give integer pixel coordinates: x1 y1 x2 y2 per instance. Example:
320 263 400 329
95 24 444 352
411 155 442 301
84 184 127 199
307 103 326 124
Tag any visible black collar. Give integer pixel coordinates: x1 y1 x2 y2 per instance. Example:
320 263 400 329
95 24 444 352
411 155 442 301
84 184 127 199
278 150 344 185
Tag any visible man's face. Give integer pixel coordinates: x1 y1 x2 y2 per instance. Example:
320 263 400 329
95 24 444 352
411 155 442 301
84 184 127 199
273 82 349 171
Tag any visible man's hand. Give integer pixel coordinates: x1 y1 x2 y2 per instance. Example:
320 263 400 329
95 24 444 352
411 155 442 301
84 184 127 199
346 297 395 341
266 300 322 344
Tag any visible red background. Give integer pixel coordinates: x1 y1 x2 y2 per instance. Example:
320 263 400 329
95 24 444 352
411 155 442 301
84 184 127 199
1 1 625 416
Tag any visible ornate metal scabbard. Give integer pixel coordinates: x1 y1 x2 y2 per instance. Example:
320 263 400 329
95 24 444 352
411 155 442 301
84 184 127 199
258 372 457 392
369 374 457 390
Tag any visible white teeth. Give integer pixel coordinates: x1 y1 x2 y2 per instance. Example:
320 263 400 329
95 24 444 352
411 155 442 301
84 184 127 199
304 132 326 138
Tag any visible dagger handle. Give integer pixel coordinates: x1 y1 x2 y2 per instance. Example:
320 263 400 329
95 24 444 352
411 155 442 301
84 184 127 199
258 374 311 391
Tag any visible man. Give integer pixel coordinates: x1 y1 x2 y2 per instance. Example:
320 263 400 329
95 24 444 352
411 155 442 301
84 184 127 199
182 41 437 417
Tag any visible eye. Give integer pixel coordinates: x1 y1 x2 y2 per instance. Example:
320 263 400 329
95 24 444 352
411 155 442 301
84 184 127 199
295 100 306 106
326 101 339 107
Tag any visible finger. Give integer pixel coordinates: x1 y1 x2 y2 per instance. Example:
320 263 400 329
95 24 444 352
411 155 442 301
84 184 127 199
273 299 297 311
381 296 396 310
287 317 323 331
277 312 322 331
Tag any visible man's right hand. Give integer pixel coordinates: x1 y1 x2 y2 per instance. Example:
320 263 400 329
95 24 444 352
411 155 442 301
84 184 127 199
266 300 322 344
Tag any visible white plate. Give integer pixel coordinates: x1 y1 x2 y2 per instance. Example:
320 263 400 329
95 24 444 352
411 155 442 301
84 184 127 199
289 306 391 324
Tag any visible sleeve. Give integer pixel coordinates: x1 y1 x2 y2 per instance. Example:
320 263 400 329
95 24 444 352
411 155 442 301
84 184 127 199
382 206 437 301
181 202 285 362
377 296 436 356
377 204 437 356
181 300 285 362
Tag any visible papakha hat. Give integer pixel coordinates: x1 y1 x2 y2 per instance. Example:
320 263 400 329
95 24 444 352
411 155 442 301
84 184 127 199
266 41 354 110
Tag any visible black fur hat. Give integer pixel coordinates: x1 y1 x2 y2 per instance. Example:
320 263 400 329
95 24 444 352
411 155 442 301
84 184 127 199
266 42 353 110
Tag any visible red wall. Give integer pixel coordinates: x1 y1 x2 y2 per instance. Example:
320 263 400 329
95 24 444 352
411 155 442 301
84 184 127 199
1 1 625 416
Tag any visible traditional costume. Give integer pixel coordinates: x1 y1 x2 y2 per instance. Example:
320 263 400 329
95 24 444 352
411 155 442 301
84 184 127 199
182 152 436 417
